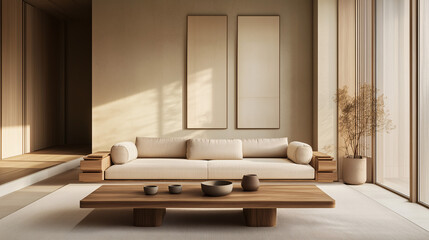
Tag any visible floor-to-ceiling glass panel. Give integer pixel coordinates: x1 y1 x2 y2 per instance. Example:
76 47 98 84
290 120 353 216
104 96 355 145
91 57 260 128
419 0 429 205
375 0 410 196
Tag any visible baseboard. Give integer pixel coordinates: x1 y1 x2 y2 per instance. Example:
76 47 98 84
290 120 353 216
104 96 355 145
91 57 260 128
0 157 83 198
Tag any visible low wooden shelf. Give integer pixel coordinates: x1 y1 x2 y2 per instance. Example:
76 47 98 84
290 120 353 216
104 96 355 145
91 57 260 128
79 151 111 182
80 156 111 172
311 151 338 182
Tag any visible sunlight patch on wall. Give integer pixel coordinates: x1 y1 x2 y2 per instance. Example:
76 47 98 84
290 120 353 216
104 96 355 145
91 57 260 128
187 69 213 126
92 89 159 151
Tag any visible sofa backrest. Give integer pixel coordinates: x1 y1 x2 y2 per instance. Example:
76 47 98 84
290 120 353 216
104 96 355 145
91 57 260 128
242 138 288 158
135 137 188 158
187 139 243 160
134 137 289 160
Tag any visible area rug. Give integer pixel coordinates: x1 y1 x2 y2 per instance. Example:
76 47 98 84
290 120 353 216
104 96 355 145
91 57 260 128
0 183 428 240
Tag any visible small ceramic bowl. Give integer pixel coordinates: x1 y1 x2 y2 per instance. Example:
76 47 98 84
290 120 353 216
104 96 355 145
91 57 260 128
201 180 233 197
144 185 158 195
168 184 182 194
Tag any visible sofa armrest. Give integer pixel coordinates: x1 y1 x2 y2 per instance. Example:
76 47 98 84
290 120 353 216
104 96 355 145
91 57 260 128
111 141 138 164
287 141 313 164
311 152 337 182
79 151 111 182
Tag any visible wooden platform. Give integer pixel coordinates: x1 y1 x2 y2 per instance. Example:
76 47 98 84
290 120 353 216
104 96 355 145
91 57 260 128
0 145 90 185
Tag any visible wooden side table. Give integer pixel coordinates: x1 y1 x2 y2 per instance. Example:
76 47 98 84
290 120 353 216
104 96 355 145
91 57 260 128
312 152 337 182
79 151 111 182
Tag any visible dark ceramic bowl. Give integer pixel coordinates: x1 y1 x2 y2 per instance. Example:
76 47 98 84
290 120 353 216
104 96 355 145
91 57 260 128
144 185 158 195
201 180 233 197
168 184 182 194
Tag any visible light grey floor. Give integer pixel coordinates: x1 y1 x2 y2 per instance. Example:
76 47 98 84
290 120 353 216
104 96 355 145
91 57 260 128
351 184 429 231
0 169 428 240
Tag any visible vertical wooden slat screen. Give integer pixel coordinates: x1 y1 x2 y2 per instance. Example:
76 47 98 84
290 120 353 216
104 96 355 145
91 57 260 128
24 3 65 152
338 0 356 180
1 0 23 158
356 0 374 182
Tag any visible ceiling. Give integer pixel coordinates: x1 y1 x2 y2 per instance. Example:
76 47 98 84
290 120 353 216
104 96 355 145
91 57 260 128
24 0 91 20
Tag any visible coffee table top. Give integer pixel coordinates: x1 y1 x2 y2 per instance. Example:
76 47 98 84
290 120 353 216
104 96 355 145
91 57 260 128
80 184 335 209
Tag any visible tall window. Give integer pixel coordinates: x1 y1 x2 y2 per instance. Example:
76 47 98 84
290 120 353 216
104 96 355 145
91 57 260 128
419 0 429 205
375 0 410 196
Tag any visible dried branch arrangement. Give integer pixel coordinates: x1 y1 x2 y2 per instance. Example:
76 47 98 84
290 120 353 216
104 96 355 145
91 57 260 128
336 83 394 158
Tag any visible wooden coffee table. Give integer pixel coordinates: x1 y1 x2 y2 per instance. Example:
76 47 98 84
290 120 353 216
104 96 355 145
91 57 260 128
80 184 335 227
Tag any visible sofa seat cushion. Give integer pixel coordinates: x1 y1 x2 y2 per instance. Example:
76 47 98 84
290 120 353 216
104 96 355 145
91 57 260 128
207 158 314 179
105 159 208 179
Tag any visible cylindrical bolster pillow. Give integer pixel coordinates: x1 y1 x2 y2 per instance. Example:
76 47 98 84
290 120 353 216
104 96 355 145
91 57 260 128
110 142 138 164
187 139 243 160
287 141 313 164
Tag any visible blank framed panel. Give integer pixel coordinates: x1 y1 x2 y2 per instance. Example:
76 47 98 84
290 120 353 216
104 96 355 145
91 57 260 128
237 16 280 129
187 16 227 129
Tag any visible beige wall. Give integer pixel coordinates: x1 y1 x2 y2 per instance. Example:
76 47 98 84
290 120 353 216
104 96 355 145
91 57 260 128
92 0 314 151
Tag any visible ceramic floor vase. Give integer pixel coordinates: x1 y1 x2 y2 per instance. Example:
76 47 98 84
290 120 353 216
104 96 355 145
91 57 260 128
343 157 367 185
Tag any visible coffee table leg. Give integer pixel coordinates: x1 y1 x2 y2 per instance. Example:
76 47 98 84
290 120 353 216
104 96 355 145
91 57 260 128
243 208 277 227
133 208 166 227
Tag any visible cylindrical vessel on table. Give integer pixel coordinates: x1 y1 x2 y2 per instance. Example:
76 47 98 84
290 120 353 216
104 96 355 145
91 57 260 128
241 174 260 191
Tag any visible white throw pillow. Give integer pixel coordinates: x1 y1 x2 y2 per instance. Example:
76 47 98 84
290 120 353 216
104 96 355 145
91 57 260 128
135 137 188 158
287 141 313 164
110 141 138 164
242 138 288 158
187 139 243 160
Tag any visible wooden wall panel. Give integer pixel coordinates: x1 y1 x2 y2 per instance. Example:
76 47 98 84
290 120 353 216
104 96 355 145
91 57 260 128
356 0 374 182
237 16 280 129
0 0 2 159
313 0 338 162
187 16 227 129
24 3 64 152
1 0 23 158
338 0 356 180
418 0 429 204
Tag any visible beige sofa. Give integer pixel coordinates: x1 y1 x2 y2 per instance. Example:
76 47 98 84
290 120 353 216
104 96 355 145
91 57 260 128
104 137 319 180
